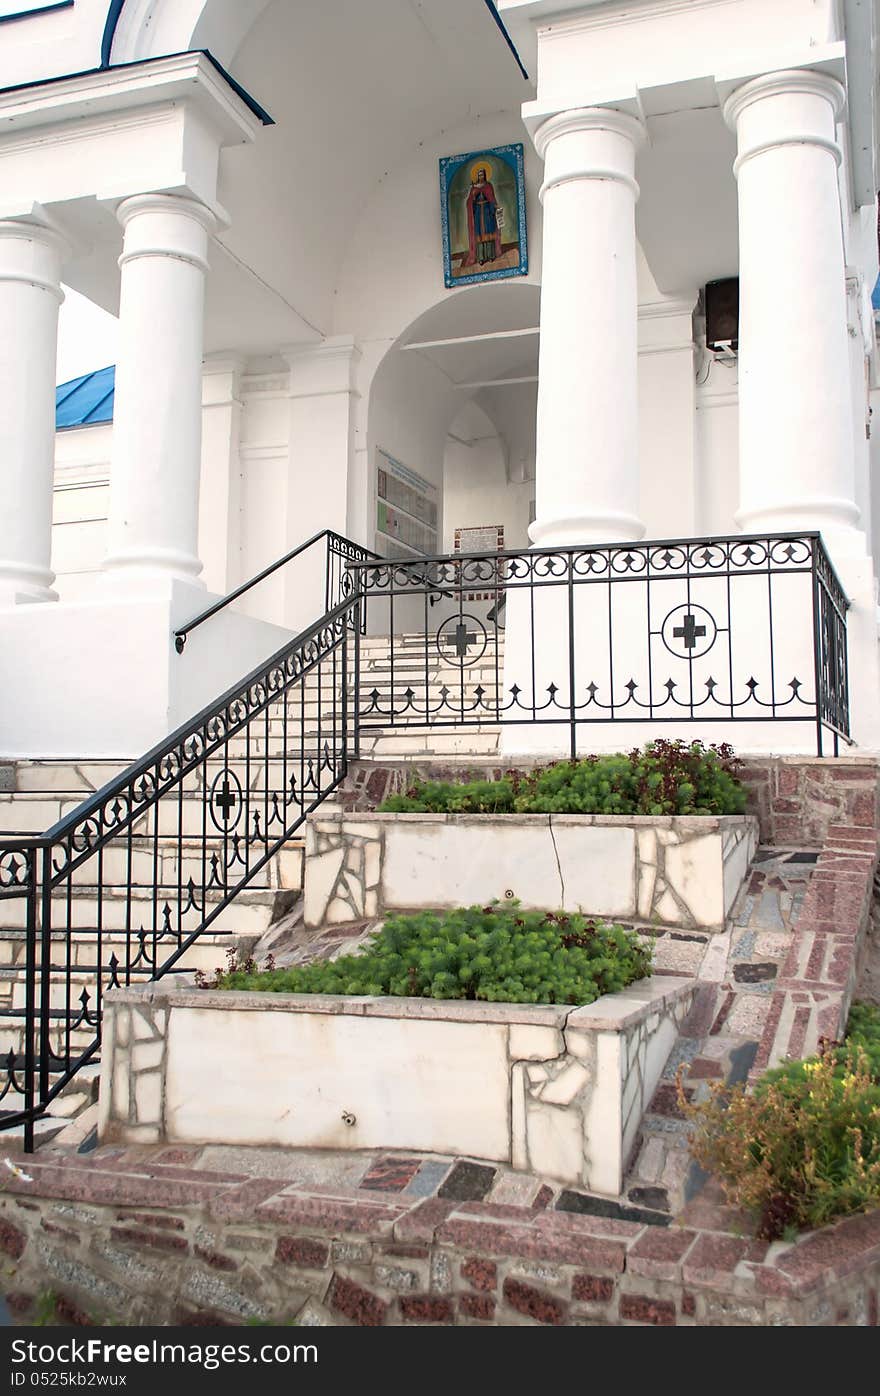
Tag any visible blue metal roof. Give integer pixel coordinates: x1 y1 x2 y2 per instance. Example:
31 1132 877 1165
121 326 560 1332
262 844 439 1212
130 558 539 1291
873 273 880 312
55 365 115 429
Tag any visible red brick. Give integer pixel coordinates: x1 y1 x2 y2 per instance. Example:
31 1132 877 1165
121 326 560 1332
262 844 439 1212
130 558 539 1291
378 1244 429 1260
275 1235 329 1269
41 1216 82 1240
628 1228 696 1269
257 1194 404 1235
572 1274 614 1303
0 1219 27 1260
502 1278 566 1326
328 1275 387 1327
194 1245 238 1272
459 1294 496 1321
399 1295 454 1323
4 1293 34 1319
392 1198 455 1242
115 1211 185 1231
688 1059 723 1080
53 1295 93 1327
109 1226 188 1254
619 1294 677 1326
681 1293 696 1317
439 1217 627 1270
461 1256 497 1292
682 1232 749 1284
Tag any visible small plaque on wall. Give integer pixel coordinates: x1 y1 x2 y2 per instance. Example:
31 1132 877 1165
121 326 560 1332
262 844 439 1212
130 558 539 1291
454 525 504 601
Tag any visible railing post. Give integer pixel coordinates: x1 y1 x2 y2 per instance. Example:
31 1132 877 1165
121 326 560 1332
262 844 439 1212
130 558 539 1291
341 617 350 777
353 595 362 760
21 847 38 1154
810 536 825 758
568 552 577 760
37 842 53 1110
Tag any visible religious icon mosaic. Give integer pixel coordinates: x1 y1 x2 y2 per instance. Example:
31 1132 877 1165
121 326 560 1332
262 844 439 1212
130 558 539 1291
439 143 528 289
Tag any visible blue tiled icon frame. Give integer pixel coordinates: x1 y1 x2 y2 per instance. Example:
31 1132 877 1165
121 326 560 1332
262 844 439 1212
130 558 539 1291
439 141 528 291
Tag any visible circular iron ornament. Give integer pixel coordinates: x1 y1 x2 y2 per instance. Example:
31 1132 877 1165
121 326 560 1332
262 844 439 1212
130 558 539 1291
610 547 648 576
648 545 690 573
208 768 244 834
768 538 812 567
435 613 489 667
661 603 718 660
729 540 770 570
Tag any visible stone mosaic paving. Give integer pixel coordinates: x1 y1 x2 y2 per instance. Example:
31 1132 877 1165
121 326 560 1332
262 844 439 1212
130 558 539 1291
624 848 821 1215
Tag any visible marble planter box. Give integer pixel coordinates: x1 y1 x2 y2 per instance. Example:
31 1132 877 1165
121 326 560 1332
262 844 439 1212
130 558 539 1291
98 975 694 1196
304 812 758 932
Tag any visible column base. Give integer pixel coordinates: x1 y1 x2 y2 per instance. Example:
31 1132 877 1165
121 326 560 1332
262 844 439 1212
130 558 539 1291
101 546 205 594
735 498 862 538
0 560 58 606
529 511 646 547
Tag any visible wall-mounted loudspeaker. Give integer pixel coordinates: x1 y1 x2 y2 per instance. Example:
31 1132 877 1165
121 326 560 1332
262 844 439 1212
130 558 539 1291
705 277 739 351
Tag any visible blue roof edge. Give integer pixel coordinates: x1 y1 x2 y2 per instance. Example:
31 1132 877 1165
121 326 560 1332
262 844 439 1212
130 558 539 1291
56 365 116 429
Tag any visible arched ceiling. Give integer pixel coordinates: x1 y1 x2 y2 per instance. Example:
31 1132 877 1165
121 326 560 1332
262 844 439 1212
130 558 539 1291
112 0 530 343
217 0 528 337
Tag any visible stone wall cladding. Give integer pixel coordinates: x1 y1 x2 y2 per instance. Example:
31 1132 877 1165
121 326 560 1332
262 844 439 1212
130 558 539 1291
98 978 695 1196
736 756 880 847
340 755 879 851
1 1154 879 1326
304 811 757 932
751 820 879 1075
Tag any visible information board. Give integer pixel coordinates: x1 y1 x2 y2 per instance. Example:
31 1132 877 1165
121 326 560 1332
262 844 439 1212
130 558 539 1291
375 449 439 559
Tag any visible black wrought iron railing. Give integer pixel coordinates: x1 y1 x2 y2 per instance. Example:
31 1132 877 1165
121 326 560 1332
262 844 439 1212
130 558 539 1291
0 594 361 1149
173 528 376 652
0 527 851 1146
348 531 851 758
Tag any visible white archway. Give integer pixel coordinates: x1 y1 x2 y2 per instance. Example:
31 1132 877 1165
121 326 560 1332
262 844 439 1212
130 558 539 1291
362 281 539 564
108 0 274 67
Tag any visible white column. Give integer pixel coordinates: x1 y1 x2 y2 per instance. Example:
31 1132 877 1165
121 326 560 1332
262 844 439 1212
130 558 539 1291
724 71 860 542
199 354 245 596
0 220 66 604
281 337 360 630
104 194 217 588
530 108 646 547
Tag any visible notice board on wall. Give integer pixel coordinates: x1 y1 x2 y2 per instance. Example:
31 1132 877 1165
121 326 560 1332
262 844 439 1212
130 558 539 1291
375 449 439 559
454 524 505 601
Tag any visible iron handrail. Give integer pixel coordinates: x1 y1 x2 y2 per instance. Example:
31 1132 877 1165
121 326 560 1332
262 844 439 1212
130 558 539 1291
344 528 851 605
36 595 359 848
173 528 378 652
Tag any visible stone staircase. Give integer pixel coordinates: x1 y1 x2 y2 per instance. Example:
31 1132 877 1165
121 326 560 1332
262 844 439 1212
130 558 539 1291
0 629 506 1125
356 629 504 757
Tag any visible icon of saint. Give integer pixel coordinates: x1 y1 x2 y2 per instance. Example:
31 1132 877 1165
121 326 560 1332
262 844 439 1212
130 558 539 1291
465 162 503 267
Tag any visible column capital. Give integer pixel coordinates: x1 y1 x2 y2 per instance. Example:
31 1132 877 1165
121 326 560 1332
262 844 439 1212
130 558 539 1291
532 107 646 205
0 215 69 302
532 105 646 159
283 336 362 400
723 70 845 177
116 194 219 276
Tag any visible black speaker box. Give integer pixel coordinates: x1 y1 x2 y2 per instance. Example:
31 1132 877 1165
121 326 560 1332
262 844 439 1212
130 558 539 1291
705 277 739 351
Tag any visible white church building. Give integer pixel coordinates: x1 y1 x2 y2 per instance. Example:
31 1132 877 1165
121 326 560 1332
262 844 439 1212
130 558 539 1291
1 0 879 763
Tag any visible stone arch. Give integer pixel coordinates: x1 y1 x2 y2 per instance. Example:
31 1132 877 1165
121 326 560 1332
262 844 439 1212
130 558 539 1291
106 0 274 68
359 281 539 552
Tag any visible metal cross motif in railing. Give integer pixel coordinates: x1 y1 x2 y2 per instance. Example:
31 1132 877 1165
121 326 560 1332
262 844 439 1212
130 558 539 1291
0 593 361 1149
673 613 707 650
347 531 851 760
0 527 851 1147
